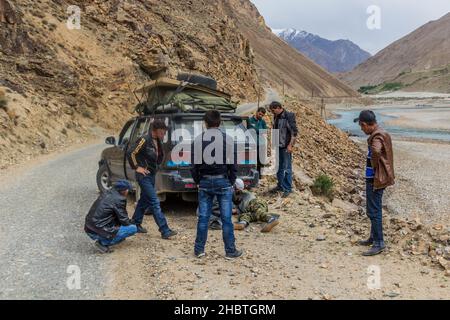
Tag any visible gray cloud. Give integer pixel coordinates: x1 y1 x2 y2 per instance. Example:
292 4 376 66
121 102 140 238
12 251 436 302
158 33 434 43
251 0 450 54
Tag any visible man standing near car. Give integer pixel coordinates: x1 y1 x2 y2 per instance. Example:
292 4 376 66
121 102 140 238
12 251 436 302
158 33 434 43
248 107 268 176
127 119 177 239
354 110 395 256
191 110 243 259
269 101 298 198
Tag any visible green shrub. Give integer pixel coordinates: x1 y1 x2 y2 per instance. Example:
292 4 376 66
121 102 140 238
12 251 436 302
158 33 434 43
380 82 403 92
358 85 377 94
311 174 335 200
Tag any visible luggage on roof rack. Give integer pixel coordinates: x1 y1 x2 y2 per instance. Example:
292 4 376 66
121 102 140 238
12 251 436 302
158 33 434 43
134 77 237 115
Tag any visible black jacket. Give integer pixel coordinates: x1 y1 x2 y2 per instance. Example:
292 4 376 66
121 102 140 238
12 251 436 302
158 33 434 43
84 189 132 239
190 128 237 185
274 110 298 148
127 135 164 173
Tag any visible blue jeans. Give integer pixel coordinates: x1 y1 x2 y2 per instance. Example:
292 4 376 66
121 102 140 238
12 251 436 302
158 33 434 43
195 178 236 255
277 147 293 193
87 225 138 246
366 181 385 247
132 174 171 237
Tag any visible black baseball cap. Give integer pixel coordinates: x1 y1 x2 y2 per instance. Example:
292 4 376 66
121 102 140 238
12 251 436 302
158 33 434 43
353 110 377 123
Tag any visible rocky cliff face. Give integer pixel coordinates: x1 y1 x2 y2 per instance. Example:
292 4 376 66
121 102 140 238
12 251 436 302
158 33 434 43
273 29 371 73
0 0 360 169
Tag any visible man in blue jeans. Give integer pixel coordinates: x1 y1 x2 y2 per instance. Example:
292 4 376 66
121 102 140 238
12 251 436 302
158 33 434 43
269 101 298 198
191 110 242 259
127 119 177 239
85 180 137 254
354 110 395 256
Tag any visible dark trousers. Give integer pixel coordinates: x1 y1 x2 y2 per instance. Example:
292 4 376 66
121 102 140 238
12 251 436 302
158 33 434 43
132 173 171 237
366 180 385 247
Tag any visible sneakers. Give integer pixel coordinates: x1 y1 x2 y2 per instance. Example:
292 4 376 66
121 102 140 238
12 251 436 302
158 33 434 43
136 224 148 234
269 186 282 194
162 229 178 239
209 220 222 230
195 252 206 259
94 240 112 254
261 216 280 233
362 245 386 256
234 221 249 230
225 249 243 260
358 238 374 246
282 191 292 198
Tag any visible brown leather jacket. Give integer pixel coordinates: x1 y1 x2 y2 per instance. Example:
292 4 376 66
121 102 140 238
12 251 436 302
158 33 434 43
368 127 395 190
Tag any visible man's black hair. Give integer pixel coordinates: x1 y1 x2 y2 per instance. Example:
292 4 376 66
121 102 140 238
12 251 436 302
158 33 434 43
204 110 221 128
269 101 282 109
151 119 168 131
257 107 267 114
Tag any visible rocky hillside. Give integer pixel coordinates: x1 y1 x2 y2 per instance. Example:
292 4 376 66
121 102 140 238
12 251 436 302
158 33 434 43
341 12 450 93
273 28 371 73
0 0 359 169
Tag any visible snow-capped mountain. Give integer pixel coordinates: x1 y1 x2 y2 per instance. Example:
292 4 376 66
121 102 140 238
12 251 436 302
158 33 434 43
273 28 371 73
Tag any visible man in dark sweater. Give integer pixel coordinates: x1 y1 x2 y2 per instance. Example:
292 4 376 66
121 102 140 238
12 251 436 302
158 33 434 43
191 110 242 259
84 180 137 254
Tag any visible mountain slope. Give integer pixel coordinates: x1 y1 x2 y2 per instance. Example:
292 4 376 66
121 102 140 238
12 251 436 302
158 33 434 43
341 12 450 93
220 0 359 98
0 0 359 169
273 28 371 73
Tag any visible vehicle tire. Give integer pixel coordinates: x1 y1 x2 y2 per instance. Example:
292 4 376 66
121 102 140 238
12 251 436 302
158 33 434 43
177 73 217 90
96 163 112 193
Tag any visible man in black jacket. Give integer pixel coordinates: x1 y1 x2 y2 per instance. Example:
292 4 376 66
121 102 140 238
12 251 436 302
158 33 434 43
85 180 137 254
191 110 242 259
269 101 298 198
127 119 177 239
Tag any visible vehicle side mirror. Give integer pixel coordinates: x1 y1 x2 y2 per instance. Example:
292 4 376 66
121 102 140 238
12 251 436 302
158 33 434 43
105 136 116 145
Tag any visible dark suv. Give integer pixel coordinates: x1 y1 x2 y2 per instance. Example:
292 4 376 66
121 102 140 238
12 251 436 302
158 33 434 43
96 75 259 202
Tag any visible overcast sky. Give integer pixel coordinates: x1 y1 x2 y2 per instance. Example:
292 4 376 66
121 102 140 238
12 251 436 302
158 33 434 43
251 0 450 55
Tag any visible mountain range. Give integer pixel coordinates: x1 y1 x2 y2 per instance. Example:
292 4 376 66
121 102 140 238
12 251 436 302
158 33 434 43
273 28 371 73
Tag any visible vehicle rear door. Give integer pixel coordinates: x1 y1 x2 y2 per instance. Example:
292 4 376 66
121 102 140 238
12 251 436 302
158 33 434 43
109 120 135 179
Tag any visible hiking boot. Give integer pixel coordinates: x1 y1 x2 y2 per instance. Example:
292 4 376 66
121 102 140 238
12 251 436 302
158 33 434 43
261 216 280 233
234 221 249 230
362 245 386 256
358 238 374 246
225 249 243 260
94 240 112 254
136 224 148 234
162 229 178 239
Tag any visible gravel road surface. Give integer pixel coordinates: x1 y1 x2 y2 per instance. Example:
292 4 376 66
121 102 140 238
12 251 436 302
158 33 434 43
0 143 108 299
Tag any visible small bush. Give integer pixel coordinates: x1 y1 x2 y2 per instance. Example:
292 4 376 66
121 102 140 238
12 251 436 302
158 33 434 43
380 82 403 92
311 174 335 200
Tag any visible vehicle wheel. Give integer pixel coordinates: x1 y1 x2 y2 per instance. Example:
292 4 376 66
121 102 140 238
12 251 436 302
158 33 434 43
96 164 112 193
177 73 217 90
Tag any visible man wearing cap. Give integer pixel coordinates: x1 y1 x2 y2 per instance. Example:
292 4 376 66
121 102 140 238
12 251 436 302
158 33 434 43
354 110 395 256
84 180 137 253
233 179 280 232
127 119 177 239
248 107 269 176
269 101 298 198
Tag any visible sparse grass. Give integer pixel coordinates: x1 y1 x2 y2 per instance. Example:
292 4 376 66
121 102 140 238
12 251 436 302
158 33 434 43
311 174 335 200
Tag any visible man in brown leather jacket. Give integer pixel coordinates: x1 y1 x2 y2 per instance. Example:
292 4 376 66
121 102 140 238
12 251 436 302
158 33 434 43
354 110 395 256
